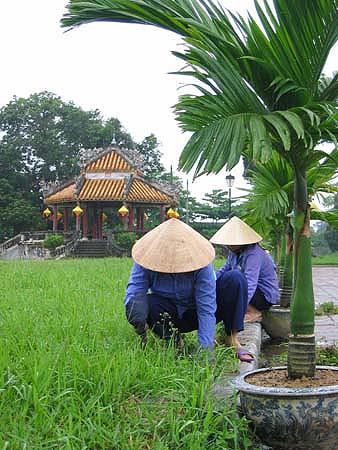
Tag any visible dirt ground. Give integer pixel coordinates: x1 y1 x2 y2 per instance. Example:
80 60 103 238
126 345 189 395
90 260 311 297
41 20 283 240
246 367 338 388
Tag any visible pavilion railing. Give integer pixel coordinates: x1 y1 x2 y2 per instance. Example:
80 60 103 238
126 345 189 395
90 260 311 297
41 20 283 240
0 234 22 255
0 231 76 257
50 231 81 259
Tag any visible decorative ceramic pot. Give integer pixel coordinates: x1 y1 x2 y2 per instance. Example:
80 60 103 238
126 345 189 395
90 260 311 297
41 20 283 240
279 285 293 308
231 366 338 450
262 305 290 340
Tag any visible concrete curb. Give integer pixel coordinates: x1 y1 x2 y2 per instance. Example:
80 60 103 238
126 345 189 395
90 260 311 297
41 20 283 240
212 322 262 401
237 322 262 374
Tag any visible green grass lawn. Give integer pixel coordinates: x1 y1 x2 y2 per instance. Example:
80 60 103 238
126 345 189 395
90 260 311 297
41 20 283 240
312 252 338 265
0 258 255 450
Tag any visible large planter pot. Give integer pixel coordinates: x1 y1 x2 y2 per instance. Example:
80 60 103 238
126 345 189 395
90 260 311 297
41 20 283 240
231 366 338 450
279 284 293 308
262 305 290 340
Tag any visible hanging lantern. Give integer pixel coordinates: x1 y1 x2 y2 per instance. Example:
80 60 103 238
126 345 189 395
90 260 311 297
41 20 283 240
118 205 129 217
42 207 52 218
72 205 83 217
57 211 63 220
167 208 179 219
143 212 148 221
102 212 108 222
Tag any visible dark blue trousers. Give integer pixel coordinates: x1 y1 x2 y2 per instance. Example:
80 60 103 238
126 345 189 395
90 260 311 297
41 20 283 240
126 269 248 339
216 269 248 335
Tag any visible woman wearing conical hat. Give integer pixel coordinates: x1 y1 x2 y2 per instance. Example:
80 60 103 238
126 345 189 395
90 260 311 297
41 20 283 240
211 216 279 337
124 218 248 358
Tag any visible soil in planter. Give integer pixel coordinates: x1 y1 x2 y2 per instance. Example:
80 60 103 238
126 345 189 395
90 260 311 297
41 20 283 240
246 368 338 388
259 337 338 387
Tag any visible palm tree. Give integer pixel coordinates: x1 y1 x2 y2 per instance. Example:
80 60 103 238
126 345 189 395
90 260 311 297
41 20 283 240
62 0 338 378
242 149 338 306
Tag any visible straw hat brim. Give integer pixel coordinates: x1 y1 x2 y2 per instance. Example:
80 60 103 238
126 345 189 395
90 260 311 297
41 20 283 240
210 216 262 246
132 218 215 273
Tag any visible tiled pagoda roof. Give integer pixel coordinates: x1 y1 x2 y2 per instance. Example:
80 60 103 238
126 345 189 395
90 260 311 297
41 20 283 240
44 147 177 206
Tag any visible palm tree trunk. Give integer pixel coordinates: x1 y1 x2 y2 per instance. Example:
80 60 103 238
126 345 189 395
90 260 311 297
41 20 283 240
278 233 286 285
287 169 316 379
280 226 293 307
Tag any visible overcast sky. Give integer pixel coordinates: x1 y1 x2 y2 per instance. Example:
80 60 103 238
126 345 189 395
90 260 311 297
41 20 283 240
0 1 337 201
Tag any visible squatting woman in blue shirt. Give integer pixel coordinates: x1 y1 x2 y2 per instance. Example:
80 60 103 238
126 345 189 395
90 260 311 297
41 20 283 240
211 216 279 326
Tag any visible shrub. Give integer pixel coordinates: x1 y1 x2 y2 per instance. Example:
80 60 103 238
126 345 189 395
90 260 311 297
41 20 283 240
43 234 64 250
115 232 138 251
315 301 338 316
317 346 338 366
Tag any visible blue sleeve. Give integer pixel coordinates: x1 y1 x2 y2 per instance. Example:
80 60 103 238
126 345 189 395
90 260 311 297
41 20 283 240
124 263 150 306
194 264 216 349
216 256 231 279
242 251 262 303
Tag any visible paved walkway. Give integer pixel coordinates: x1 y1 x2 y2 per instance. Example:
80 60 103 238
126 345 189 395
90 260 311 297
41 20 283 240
313 266 338 306
313 266 338 346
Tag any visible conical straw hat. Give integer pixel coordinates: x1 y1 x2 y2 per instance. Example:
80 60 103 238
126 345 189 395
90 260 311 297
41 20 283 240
210 216 262 246
132 218 215 273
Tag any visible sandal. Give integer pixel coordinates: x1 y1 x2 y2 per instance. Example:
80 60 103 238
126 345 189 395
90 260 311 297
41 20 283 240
236 348 255 363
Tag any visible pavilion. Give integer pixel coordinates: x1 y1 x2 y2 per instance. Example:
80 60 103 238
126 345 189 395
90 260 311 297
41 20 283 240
43 146 179 239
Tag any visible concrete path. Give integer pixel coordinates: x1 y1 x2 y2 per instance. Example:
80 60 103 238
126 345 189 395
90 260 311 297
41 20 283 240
313 266 338 346
313 266 338 306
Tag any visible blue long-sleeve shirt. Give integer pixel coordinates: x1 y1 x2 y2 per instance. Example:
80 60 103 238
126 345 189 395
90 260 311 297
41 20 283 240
216 244 279 305
124 262 216 348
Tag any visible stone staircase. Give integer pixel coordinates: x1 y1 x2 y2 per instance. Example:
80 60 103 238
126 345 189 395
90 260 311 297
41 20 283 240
71 239 125 258
72 240 112 258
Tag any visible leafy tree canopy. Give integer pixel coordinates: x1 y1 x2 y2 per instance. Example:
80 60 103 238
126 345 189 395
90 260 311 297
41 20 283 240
136 134 165 180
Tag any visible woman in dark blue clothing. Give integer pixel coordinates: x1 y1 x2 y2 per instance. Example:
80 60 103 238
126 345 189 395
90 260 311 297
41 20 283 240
211 216 279 326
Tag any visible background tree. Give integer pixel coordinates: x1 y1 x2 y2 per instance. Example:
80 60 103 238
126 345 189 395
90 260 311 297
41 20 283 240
201 189 232 221
320 190 338 251
0 92 104 183
0 179 43 242
101 117 134 149
136 134 166 180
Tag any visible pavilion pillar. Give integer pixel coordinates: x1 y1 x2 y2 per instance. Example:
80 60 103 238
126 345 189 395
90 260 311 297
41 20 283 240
98 212 103 240
63 207 69 232
53 206 58 232
160 205 165 223
92 207 98 240
136 207 141 232
128 206 134 231
75 212 81 233
83 208 88 238
140 207 145 232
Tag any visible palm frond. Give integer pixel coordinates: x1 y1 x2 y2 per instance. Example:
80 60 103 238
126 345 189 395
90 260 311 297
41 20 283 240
310 208 338 230
318 72 338 101
62 0 338 177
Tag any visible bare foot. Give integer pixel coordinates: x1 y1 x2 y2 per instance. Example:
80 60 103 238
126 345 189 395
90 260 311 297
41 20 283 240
245 304 262 323
224 334 255 362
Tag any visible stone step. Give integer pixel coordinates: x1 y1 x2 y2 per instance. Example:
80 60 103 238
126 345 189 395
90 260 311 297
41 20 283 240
71 240 112 258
